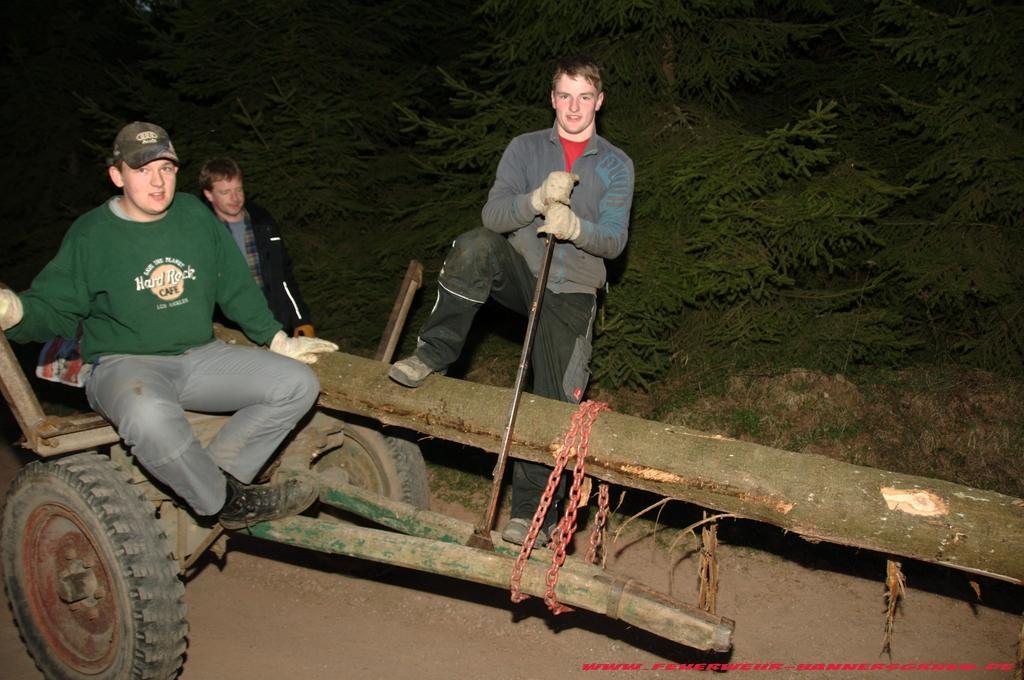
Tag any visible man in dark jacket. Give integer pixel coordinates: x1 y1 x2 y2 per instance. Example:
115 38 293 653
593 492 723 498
199 158 314 336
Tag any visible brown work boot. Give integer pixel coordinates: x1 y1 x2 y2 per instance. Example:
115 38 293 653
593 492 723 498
218 472 319 530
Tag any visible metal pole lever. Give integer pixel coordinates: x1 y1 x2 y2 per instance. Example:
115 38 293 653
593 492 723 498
468 234 557 550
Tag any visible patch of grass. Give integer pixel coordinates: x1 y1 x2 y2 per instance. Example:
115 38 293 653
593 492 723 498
819 420 863 441
426 462 489 507
420 440 494 509
729 409 763 438
781 421 863 456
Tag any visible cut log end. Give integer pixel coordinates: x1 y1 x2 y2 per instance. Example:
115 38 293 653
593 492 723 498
881 487 948 517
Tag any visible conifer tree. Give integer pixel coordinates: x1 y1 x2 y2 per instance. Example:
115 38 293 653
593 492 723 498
869 0 1024 369
108 0 451 225
0 1 139 287
397 0 1023 387
3 0 1019 377
97 0 477 347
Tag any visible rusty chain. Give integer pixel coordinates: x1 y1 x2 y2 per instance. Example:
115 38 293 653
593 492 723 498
585 482 610 566
509 400 610 613
509 441 567 603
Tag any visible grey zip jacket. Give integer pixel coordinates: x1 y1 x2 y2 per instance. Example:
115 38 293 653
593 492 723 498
481 124 634 295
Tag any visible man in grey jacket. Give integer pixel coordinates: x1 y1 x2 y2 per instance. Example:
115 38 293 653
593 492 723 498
390 55 634 545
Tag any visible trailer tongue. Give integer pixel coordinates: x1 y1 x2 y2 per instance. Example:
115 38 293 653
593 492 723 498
251 476 734 652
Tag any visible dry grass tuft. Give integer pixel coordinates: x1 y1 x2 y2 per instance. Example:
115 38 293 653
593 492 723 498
883 559 906 655
698 516 719 615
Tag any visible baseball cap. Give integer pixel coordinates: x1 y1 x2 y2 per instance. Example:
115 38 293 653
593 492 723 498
111 122 179 169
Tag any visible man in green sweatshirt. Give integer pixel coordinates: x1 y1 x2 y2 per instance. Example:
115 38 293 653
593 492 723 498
0 122 337 528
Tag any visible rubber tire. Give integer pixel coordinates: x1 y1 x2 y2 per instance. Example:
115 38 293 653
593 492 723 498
317 422 429 509
1 452 187 680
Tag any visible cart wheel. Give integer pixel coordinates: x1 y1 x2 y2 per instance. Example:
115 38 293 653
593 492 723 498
316 423 429 509
1 452 187 680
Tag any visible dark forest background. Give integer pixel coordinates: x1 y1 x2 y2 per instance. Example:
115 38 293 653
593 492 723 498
1 0 1021 398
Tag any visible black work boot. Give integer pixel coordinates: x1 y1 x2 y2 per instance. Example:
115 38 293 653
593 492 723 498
217 472 319 530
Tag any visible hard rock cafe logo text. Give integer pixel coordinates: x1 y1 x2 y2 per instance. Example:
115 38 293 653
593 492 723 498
135 258 196 307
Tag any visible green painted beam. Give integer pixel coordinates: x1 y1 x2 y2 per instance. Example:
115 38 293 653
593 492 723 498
319 479 472 544
245 515 734 652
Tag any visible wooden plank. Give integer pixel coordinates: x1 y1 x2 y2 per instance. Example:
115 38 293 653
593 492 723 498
0 330 46 451
374 259 423 363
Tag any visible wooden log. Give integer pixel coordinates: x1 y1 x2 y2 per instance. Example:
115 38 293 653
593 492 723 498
301 349 1024 585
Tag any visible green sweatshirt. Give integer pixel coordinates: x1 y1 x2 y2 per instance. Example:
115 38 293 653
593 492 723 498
8 193 281 362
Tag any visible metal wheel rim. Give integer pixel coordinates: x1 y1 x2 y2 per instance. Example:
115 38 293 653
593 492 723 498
22 503 121 674
316 435 390 496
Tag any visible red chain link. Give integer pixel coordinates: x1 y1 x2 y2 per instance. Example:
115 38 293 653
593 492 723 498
509 442 570 604
509 400 610 613
585 482 610 566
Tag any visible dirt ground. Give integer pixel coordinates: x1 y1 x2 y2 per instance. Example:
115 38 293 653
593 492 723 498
1 435 1021 680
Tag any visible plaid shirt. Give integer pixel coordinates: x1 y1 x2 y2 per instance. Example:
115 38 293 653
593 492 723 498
236 209 264 288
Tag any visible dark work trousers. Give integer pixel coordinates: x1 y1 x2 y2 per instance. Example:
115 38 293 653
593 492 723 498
415 228 597 529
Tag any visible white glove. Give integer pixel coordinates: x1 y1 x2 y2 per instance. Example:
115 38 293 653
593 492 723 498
0 288 24 330
537 202 582 242
529 171 579 213
269 330 338 364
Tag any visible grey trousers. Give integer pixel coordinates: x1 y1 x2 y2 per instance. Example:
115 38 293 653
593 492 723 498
85 340 319 515
416 228 597 527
